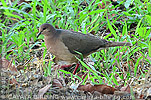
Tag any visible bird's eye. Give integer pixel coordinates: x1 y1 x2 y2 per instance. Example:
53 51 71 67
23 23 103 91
43 27 46 30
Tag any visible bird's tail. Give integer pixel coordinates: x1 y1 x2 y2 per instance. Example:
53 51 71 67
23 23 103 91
106 41 132 47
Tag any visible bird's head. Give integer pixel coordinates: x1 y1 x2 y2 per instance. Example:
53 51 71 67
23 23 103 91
37 23 56 38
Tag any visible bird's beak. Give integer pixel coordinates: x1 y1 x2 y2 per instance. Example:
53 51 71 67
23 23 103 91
37 32 42 38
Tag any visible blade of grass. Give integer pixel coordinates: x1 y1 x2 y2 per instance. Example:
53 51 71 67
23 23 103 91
134 56 142 76
149 41 151 57
104 12 118 39
75 56 101 81
135 17 144 35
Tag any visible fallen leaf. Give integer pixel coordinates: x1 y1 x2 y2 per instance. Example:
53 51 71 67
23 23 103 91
0 58 11 68
0 58 18 73
38 84 52 98
10 65 18 73
120 85 131 93
77 83 116 94
9 78 20 87
52 79 63 88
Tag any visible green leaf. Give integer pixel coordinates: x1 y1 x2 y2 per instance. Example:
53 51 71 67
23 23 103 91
135 17 144 35
89 9 106 15
122 21 128 35
124 0 133 9
105 13 117 39
137 27 147 38
2 31 14 47
47 61 52 76
75 56 101 80
112 74 118 85
147 2 151 12
123 12 134 17
149 41 151 57
1 0 9 13
134 56 143 76
145 15 151 26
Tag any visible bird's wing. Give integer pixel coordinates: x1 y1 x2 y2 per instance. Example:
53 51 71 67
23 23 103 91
59 29 107 55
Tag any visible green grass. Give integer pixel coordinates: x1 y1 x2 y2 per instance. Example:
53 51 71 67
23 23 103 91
0 0 151 86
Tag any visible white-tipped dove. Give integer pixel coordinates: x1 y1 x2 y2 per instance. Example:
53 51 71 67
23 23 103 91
37 23 132 73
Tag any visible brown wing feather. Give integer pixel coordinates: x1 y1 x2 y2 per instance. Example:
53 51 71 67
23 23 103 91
59 29 107 55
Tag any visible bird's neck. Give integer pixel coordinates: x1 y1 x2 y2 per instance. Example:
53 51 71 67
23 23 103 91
44 29 61 44
44 32 59 44
44 34 54 41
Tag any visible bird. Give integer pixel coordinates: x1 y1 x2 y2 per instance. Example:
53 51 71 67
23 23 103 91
37 23 132 74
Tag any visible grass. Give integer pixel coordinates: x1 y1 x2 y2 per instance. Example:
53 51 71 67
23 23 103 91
0 0 151 87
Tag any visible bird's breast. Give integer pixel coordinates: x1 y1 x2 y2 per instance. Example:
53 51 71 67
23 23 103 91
44 37 77 64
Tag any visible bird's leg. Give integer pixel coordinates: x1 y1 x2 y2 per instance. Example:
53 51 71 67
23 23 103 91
60 64 80 75
73 63 79 75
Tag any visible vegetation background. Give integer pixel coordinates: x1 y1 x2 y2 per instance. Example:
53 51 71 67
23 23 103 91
0 0 151 99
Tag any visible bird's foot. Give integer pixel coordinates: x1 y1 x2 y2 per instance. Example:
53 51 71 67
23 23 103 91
60 65 73 68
